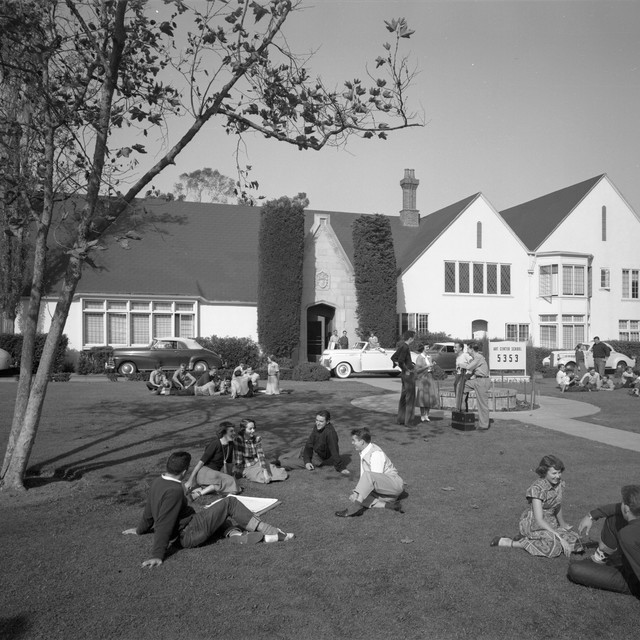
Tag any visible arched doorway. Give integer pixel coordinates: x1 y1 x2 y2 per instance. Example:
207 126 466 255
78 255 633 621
307 303 335 362
471 319 488 340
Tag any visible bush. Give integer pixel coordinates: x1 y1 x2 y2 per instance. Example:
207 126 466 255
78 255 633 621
49 372 71 382
0 333 68 373
291 362 331 381
76 346 114 374
414 331 453 348
196 336 262 369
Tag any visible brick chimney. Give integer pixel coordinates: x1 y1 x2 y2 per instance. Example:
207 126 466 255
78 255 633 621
400 168 420 227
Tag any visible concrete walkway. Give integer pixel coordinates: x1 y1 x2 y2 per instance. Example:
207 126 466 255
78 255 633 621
347 376 640 453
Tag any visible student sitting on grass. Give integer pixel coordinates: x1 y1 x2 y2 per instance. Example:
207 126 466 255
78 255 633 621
599 374 615 391
621 366 637 388
555 364 576 392
579 367 601 391
123 451 294 567
490 454 583 557
146 364 171 395
567 485 640 598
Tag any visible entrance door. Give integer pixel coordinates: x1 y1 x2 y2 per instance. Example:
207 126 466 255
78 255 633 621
307 321 323 361
307 303 336 362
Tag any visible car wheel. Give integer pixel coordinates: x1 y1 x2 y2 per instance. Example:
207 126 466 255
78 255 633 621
192 360 208 374
617 361 627 371
118 362 137 375
334 362 352 379
566 361 576 371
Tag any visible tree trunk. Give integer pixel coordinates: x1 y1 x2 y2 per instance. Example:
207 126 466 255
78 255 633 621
1 257 81 489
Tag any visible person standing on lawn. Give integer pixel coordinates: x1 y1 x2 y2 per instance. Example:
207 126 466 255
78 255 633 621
123 451 294 567
278 409 350 476
335 428 404 517
453 341 472 409
490 454 583 557
589 336 611 378
463 341 491 430
567 485 640 597
184 422 240 498
391 330 416 427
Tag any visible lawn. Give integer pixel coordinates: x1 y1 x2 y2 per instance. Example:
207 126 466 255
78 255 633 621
1 377 639 640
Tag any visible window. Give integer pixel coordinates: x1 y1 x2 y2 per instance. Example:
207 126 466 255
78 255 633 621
539 265 558 297
81 299 197 347
444 262 456 293
539 315 558 349
443 261 511 295
487 264 498 295
622 269 640 299
505 323 529 341
399 313 429 334
619 320 640 341
600 268 610 289
476 221 482 249
562 265 585 296
602 206 606 241
561 315 585 348
459 262 470 293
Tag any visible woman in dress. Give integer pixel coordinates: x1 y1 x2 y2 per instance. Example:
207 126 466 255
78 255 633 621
414 343 439 422
265 354 280 395
233 418 288 484
491 454 583 557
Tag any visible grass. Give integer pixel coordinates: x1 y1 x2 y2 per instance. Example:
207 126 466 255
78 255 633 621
0 377 639 640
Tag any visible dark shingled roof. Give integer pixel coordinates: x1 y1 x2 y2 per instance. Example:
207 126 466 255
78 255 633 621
499 175 605 251
70 193 484 303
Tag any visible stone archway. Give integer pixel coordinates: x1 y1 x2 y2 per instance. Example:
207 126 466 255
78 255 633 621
306 303 335 362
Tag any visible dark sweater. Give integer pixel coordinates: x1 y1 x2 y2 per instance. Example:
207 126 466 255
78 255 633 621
136 476 194 560
200 437 233 471
302 423 343 471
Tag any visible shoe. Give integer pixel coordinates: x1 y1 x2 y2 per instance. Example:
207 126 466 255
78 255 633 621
384 501 404 513
335 506 365 518
264 531 295 543
339 469 351 476
476 427 489 431
591 548 607 564
229 532 264 545
490 536 513 548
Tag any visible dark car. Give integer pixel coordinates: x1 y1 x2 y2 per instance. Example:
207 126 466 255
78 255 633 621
106 337 223 375
424 342 458 373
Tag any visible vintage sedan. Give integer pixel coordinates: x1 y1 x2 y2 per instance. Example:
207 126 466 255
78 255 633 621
320 341 410 379
542 342 636 372
424 342 459 373
106 337 223 375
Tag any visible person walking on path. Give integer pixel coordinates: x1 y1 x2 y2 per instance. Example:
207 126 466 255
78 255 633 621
590 337 611 378
391 330 416 427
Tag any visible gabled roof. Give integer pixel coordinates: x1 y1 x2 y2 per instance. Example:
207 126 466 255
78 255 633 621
499 175 605 251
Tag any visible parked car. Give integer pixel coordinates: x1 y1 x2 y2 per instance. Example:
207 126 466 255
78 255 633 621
105 337 223 375
320 341 413 379
424 342 459 373
0 348 12 370
542 342 636 372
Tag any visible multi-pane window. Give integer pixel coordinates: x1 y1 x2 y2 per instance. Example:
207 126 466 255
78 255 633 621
619 320 640 341
399 313 429 334
539 315 558 349
505 323 529 341
443 261 511 295
600 268 610 289
82 299 197 347
622 269 640 299
562 265 585 296
561 315 585 348
539 265 558 296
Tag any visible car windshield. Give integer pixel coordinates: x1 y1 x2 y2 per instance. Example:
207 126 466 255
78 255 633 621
353 341 368 350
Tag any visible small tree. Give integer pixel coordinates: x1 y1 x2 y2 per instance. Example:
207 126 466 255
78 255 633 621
353 214 397 346
257 193 307 358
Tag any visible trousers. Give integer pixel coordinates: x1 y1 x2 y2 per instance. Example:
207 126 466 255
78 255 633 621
464 377 491 429
354 470 404 503
279 447 328 470
179 496 266 548
196 465 238 493
397 372 416 426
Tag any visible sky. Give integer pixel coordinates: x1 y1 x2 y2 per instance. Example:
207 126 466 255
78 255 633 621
141 0 640 217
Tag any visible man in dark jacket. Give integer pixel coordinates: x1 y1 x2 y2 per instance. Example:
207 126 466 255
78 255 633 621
391 330 416 426
278 409 350 475
123 451 293 567
590 336 611 378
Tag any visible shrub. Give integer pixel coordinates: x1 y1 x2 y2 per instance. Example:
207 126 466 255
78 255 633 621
49 372 71 382
257 194 306 359
76 346 114 374
353 214 397 346
196 336 262 369
291 362 331 381
414 331 453 348
0 332 68 373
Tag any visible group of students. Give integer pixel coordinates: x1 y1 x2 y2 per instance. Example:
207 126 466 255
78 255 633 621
124 409 407 566
145 356 282 398
490 454 640 598
556 363 640 394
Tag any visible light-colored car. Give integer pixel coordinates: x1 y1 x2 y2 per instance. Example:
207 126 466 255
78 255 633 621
320 341 410 379
105 337 223 375
542 342 635 371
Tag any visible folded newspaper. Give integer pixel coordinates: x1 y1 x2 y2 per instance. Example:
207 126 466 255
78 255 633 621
204 495 280 516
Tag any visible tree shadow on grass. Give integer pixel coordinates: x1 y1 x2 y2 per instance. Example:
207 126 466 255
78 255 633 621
0 615 30 640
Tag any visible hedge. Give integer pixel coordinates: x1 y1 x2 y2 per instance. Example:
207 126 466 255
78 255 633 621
0 333 68 374
196 336 262 370
291 362 331 382
77 346 114 374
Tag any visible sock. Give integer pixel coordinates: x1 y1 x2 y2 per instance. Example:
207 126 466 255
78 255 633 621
497 537 513 547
